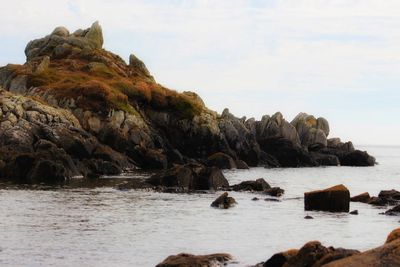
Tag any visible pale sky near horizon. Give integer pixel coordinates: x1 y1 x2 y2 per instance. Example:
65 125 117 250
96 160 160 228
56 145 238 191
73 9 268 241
1 0 399 145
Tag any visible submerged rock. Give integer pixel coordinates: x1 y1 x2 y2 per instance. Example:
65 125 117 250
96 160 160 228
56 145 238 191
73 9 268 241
211 192 237 209
231 178 271 191
156 252 233 267
304 184 350 212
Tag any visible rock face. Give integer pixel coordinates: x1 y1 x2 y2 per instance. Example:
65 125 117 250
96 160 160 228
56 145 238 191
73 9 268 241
0 22 376 184
210 192 237 209
304 184 350 212
156 253 233 267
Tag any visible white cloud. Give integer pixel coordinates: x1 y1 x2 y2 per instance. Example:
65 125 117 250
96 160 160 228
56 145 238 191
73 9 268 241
1 0 400 144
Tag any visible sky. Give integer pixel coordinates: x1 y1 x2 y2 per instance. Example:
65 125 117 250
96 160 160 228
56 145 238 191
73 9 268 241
0 0 399 145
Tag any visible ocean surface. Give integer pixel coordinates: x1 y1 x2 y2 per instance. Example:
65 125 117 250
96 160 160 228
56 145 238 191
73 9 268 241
0 145 399 266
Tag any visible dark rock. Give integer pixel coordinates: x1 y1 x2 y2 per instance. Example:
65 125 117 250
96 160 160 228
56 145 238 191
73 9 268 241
304 184 350 212
367 196 388 206
28 159 67 184
265 187 285 197
211 192 237 209
304 215 314 219
259 138 316 167
350 192 371 203
349 210 358 215
310 152 340 166
235 159 249 169
156 253 233 267
206 152 236 169
231 178 271 191
340 150 375 166
262 249 298 267
379 189 400 201
384 205 400 216
252 197 260 201
147 164 229 192
284 241 359 267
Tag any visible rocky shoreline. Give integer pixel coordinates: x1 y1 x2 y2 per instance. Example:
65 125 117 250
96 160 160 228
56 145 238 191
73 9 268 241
0 22 376 185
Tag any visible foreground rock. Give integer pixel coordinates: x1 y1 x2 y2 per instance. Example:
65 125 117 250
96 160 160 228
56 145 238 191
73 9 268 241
146 164 229 192
322 228 400 266
304 184 350 212
0 22 376 184
256 228 400 267
156 253 233 267
211 192 237 209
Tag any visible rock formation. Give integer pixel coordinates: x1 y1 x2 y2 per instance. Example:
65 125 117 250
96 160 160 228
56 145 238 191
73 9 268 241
0 22 376 184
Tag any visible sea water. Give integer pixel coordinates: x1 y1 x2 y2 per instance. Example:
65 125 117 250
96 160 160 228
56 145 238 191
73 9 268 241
0 146 399 266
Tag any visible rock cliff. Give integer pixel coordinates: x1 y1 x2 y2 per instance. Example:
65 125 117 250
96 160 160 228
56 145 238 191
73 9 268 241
0 22 375 184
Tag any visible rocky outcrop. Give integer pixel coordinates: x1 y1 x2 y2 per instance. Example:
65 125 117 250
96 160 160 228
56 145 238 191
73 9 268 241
210 192 237 209
0 22 376 184
304 184 350 212
156 253 233 267
0 89 133 183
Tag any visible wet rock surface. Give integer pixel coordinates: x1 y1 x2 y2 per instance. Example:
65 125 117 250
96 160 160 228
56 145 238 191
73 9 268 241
304 184 350 212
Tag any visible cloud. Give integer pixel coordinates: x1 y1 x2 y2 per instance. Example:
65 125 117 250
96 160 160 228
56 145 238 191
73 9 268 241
0 0 400 144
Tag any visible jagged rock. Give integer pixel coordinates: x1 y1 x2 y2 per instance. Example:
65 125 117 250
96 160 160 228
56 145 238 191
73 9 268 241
156 253 233 267
304 184 350 212
85 21 103 49
291 113 328 148
211 192 237 209
350 192 371 203
129 53 151 77
231 178 271 191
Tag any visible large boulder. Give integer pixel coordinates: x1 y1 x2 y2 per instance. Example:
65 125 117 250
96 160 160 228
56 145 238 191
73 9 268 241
261 249 298 267
304 184 350 212
156 253 233 267
290 113 329 148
